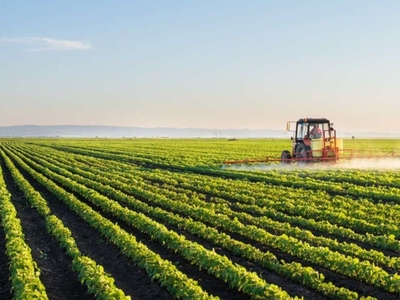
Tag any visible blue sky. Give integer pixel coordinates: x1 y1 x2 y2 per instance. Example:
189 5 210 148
1 1 400 132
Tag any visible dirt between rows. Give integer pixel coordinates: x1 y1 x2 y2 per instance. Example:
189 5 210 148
0 223 12 299
0 159 93 300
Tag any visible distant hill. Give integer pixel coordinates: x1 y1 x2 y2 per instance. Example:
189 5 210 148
0 125 289 138
0 125 398 139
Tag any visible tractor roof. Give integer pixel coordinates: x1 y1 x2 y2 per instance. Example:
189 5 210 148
297 118 330 124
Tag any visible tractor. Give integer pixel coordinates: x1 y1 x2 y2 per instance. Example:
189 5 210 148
281 118 343 163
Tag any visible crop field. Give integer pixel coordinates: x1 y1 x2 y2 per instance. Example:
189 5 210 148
1 138 400 299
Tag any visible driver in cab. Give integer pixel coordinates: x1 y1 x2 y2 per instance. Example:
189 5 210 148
310 125 322 138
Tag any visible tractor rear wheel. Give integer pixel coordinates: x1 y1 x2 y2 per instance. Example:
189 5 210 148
280 150 292 164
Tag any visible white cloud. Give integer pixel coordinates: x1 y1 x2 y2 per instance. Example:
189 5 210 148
0 37 92 51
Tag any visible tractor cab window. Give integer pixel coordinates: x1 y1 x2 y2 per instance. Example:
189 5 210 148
297 123 308 139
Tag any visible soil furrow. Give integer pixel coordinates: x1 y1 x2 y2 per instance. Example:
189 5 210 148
1 159 94 300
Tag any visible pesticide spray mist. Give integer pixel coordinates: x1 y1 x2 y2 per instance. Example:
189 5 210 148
222 158 400 172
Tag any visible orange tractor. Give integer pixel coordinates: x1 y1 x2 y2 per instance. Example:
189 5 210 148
281 118 341 163
223 117 400 165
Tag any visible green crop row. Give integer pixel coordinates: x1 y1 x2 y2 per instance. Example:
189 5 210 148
0 157 48 299
7 139 400 298
8 144 399 297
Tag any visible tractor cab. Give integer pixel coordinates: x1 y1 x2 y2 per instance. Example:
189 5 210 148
294 118 331 142
282 118 339 162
